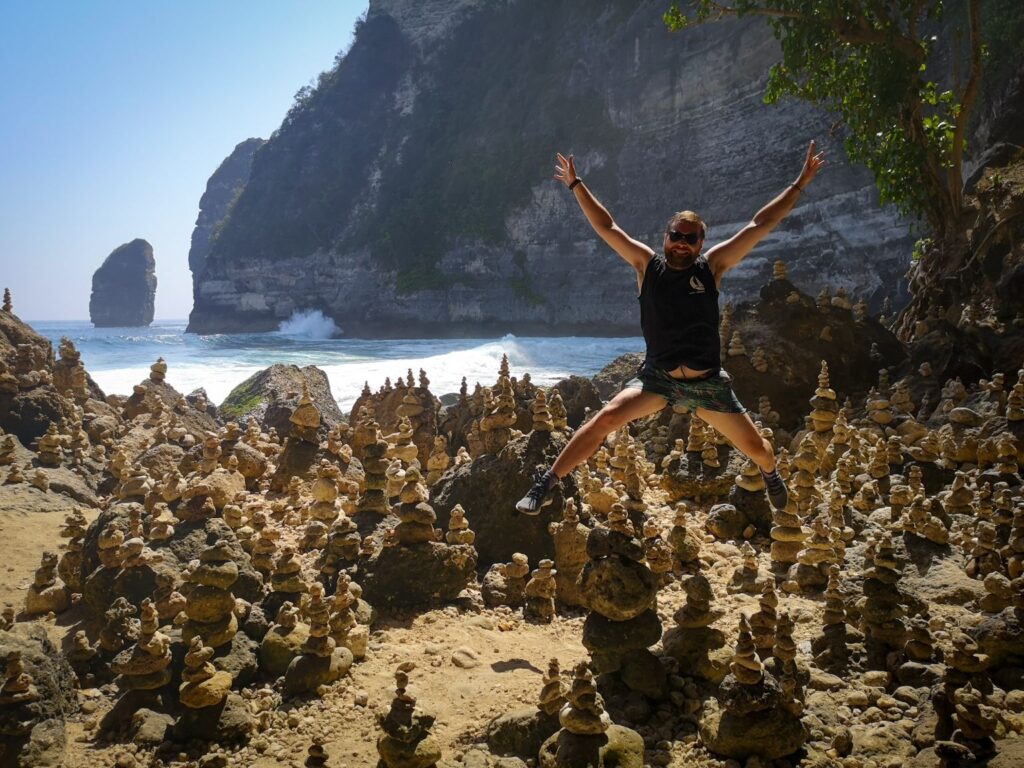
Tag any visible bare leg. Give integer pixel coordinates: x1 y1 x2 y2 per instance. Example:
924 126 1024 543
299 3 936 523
696 408 776 472
551 388 668 478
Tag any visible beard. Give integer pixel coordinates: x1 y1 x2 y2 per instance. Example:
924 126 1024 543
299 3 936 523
664 247 699 269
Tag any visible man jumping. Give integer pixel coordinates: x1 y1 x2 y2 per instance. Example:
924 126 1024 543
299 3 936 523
516 140 826 515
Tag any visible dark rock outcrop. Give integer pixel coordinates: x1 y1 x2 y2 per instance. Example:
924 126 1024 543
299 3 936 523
0 623 78 768
89 239 157 327
360 542 477 609
218 364 343 435
431 430 579 568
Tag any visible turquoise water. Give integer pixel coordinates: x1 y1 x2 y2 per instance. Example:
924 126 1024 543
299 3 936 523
33 319 642 412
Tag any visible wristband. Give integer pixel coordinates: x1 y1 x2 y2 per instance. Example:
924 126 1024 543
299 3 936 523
790 182 803 192
569 178 583 191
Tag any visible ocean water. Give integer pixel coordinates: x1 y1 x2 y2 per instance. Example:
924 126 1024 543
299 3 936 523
33 313 643 414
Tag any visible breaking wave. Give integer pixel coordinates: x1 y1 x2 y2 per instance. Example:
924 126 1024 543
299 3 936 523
277 310 341 339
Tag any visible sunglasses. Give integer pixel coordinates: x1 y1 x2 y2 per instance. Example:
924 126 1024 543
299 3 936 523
667 229 702 245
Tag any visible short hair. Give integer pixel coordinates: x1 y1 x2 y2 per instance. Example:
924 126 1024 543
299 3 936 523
666 210 706 239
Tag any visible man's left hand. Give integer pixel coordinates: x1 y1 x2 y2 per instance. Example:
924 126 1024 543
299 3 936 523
797 139 826 187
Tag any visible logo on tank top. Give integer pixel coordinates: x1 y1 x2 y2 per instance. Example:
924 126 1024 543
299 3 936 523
689 275 706 293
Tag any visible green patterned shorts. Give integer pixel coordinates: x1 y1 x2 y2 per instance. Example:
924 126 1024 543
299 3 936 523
624 361 746 413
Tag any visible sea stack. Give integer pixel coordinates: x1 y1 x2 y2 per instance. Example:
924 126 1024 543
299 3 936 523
89 238 157 327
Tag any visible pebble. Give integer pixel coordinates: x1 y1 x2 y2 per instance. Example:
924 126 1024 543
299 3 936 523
354 690 368 706
861 706 885 722
862 670 890 688
451 646 481 669
846 691 870 707
466 615 495 630
877 695 898 710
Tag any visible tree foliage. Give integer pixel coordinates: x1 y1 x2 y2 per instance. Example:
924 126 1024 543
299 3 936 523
664 0 983 242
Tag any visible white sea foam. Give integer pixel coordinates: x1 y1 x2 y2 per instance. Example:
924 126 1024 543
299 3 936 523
37 322 642 417
277 310 341 339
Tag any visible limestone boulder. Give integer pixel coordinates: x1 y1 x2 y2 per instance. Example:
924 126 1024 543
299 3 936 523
849 721 917 764
577 558 656 621
137 443 186 479
228 440 268 487
486 708 559 759
538 724 645 768
901 555 986 606
0 386 75 449
969 608 1024 667
705 503 748 542
173 691 253 742
218 364 342 437
698 692 806 760
361 542 477 609
259 622 310 678
79 508 264 616
282 646 353 696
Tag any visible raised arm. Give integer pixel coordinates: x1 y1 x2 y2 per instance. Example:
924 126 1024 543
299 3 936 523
706 140 826 282
555 153 654 275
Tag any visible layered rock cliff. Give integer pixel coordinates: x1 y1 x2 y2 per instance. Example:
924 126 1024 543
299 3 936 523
89 239 157 327
188 137 266 285
187 0 918 337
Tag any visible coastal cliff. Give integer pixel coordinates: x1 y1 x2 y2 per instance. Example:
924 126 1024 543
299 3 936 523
188 137 266 287
89 239 157 328
187 0 917 337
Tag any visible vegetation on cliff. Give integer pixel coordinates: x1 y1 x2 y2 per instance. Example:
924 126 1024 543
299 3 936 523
666 0 1024 372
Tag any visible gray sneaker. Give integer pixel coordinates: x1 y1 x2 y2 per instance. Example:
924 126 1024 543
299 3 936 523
515 470 556 516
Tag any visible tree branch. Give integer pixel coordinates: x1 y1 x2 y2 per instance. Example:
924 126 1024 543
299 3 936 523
699 1 926 61
948 0 982 214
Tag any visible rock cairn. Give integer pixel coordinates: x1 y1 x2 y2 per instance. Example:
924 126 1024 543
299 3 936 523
663 572 726 682
391 466 437 545
482 553 530 609
284 582 353 695
111 598 172 691
698 614 807 760
547 663 611 761
859 533 906 663
182 539 239 650
377 667 441 768
0 650 40 737
25 551 69 616
547 498 589 607
578 508 663 696
538 657 567 717
749 580 778 658
524 559 556 623
356 421 390 516
179 635 232 709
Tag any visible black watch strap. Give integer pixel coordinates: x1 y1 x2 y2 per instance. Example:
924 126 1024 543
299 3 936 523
569 178 583 190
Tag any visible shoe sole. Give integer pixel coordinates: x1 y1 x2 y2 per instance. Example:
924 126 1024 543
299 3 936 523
515 497 552 516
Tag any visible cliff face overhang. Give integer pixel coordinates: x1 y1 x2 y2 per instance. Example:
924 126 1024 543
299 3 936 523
187 0 918 337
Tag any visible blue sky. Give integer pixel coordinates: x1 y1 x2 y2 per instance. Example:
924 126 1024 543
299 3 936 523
0 1 368 321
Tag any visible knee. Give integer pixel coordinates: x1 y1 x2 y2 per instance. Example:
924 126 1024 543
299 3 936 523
591 406 626 433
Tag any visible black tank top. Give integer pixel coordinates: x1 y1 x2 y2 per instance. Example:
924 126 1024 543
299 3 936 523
637 254 720 371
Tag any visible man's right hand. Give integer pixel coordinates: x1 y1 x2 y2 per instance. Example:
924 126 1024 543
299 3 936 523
554 153 578 188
